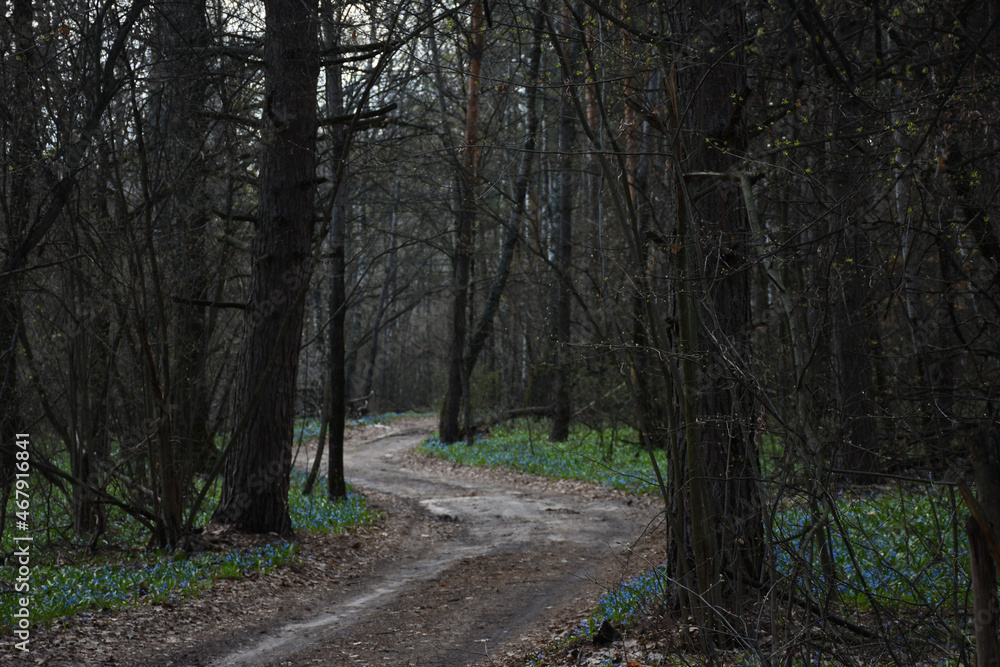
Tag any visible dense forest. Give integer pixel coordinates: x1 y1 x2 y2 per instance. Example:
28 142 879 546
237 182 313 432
2 0 1000 662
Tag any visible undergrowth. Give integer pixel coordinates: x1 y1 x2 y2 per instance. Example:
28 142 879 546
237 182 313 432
0 469 378 630
419 421 667 494
2 542 300 629
422 420 971 665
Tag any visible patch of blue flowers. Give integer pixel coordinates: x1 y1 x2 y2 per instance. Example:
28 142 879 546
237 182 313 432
420 425 667 494
294 418 324 441
583 489 966 636
0 542 297 628
0 469 379 630
425 423 969 662
589 566 669 632
288 470 380 532
772 487 968 609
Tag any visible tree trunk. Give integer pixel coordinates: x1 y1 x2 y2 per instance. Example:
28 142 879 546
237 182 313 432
968 515 1000 667
155 0 215 479
668 0 763 644
464 0 545 388
136 0 214 545
550 3 578 442
440 0 484 444
327 178 348 501
362 177 400 403
213 0 320 533
0 0 36 539
302 377 329 496
0 300 21 539
323 0 348 500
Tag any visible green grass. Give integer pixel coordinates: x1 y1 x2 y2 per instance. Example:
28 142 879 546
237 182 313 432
419 421 667 494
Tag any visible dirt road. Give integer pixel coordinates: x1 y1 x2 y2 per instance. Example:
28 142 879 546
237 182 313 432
32 419 662 666
208 421 659 666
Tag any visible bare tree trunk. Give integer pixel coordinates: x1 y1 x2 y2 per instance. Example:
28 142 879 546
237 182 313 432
464 0 546 386
323 0 348 500
667 0 763 645
213 0 320 533
549 2 579 442
0 0 36 539
675 180 720 640
967 515 1000 667
327 182 348 500
302 377 329 496
154 0 216 479
362 177 400 403
0 302 20 539
65 264 112 536
131 0 215 546
440 0 484 444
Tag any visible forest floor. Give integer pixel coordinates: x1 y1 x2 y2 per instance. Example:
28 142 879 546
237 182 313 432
22 417 667 666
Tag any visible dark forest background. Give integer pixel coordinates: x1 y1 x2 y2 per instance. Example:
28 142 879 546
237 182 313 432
2 0 1000 661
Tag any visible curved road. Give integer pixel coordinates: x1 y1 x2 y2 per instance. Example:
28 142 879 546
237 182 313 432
201 424 659 666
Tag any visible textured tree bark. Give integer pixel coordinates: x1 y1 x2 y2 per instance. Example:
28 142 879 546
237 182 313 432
668 0 763 645
154 0 215 477
213 0 319 533
675 179 720 642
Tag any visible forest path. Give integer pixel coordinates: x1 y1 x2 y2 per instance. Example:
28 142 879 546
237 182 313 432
200 418 660 666
28 418 663 666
